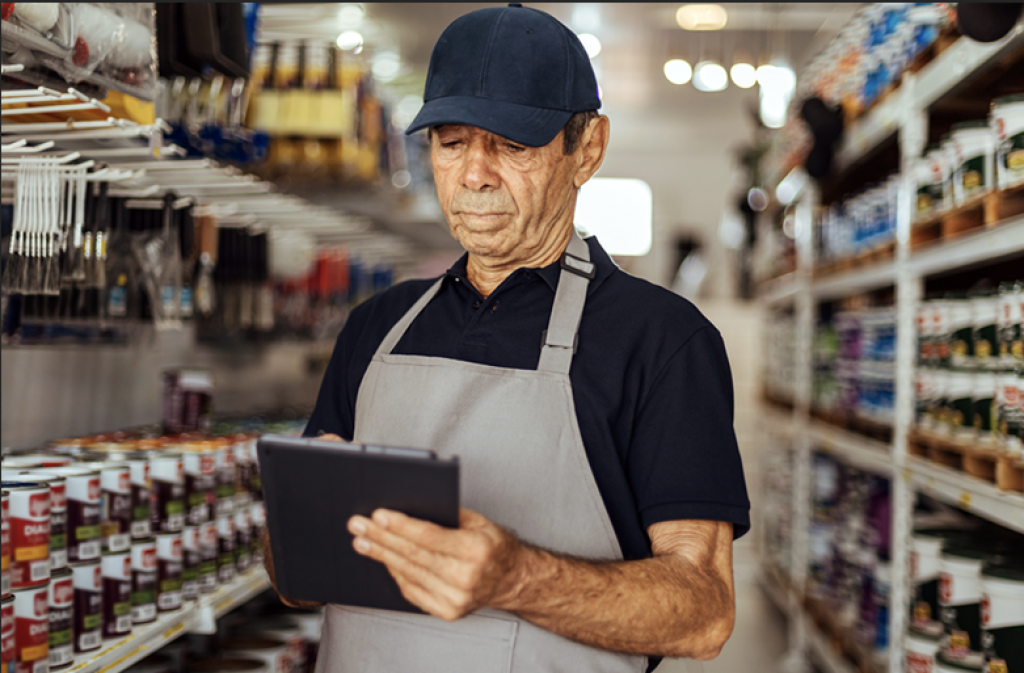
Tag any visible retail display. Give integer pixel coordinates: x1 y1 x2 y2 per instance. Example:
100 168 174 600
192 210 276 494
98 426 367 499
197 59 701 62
818 175 900 265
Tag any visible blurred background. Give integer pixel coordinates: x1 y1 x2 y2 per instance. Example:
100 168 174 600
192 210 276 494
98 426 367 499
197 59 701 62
2 3 1024 673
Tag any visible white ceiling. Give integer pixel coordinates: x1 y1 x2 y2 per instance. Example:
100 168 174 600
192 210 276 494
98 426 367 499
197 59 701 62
257 3 861 290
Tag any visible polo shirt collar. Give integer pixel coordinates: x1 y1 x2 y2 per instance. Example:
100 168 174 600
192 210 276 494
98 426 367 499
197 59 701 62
444 235 617 296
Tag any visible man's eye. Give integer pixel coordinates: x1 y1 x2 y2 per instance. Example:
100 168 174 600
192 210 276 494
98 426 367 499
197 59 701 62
440 140 462 148
506 143 525 152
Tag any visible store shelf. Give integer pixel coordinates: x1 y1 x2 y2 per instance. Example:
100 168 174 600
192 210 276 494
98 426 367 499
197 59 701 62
908 457 1024 534
808 420 893 477
66 569 270 673
759 272 801 305
836 27 1024 173
758 565 794 619
908 214 1024 277
811 262 896 300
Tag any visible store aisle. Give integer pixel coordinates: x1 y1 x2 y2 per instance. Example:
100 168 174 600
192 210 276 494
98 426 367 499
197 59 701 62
656 300 789 673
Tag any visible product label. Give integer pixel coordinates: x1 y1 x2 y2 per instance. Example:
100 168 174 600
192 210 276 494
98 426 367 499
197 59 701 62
107 286 127 317
906 650 933 673
14 585 48 665
11 491 51 589
180 288 194 318
66 478 101 563
960 154 986 194
130 465 152 540
102 575 132 638
151 479 185 534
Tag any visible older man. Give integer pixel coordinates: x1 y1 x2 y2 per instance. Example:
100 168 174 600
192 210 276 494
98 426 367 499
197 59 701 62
265 4 749 672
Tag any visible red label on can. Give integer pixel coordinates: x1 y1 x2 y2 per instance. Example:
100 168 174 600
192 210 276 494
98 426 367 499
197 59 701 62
14 586 49 664
10 492 51 588
981 593 991 627
906 651 932 673
88 479 100 502
52 579 72 607
939 572 952 604
51 485 66 512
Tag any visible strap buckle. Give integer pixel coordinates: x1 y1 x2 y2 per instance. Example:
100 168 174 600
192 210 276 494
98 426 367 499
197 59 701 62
540 329 578 353
560 252 595 279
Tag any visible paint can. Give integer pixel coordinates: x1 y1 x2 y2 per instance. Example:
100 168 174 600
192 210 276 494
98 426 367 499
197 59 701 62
47 568 74 669
101 549 132 639
149 452 185 534
3 483 51 590
69 560 102 653
182 445 216 527
980 563 1024 673
154 533 183 612
181 526 200 601
2 490 9 599
12 581 49 673
1 595 15 673
130 538 157 624
234 505 252 575
217 515 236 585
78 462 133 552
199 521 218 593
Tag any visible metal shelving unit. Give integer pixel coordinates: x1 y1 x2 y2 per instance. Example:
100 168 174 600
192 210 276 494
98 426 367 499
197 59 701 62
757 19 1024 673
66 570 270 673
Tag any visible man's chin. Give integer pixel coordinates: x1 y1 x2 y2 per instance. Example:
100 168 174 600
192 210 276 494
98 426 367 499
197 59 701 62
451 229 514 258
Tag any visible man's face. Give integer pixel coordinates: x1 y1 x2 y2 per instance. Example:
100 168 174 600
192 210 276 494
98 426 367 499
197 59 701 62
431 125 581 262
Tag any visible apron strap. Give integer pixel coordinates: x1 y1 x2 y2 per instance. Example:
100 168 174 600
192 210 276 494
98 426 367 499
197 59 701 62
374 230 593 370
374 277 445 356
537 230 593 375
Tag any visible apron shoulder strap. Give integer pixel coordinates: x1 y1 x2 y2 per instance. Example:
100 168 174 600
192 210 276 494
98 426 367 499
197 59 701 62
374 277 445 357
537 230 593 375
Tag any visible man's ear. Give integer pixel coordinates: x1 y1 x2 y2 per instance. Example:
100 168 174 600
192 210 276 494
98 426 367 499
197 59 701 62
573 115 610 189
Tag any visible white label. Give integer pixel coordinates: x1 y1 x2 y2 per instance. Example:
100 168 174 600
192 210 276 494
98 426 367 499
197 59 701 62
131 521 151 538
50 550 67 571
158 591 182 611
107 534 131 553
2 572 9 595
115 614 132 632
31 560 50 581
218 566 235 584
132 603 156 622
50 644 73 666
215 500 233 519
200 574 217 591
78 541 101 561
79 630 102 651
33 660 49 673
182 580 198 600
166 514 185 531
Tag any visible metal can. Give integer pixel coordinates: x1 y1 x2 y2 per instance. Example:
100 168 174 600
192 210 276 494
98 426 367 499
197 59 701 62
3 483 51 589
70 561 102 654
216 516 236 585
12 581 48 673
198 522 218 594
1 595 15 673
81 463 132 553
234 434 257 499
234 506 252 575
38 467 101 564
150 452 185 534
130 539 157 624
18 473 68 573
101 549 132 639
154 533 182 612
8 455 72 469
182 445 216 527
2 490 9 599
181 527 200 602
85 448 153 540
47 568 74 669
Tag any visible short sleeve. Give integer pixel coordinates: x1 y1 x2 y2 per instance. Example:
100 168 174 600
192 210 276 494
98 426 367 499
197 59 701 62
628 326 750 539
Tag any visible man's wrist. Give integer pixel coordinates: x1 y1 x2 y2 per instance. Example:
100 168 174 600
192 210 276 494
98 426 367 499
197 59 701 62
490 540 546 612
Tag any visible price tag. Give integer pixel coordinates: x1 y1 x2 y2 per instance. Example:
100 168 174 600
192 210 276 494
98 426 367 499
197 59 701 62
958 490 972 509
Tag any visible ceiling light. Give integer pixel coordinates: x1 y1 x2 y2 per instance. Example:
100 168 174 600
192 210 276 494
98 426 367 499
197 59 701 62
336 30 363 51
747 187 769 212
730 63 756 89
371 52 401 83
663 59 692 85
693 61 728 92
577 33 602 59
337 4 364 28
675 4 728 31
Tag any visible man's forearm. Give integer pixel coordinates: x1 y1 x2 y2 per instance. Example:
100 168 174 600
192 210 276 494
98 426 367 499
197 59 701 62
494 540 733 659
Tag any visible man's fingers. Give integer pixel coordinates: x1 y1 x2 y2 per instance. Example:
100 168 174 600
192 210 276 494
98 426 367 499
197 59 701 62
317 433 348 442
351 514 448 571
355 534 472 614
364 509 470 557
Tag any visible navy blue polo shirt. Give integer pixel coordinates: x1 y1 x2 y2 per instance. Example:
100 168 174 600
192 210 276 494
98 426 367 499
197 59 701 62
305 235 750 557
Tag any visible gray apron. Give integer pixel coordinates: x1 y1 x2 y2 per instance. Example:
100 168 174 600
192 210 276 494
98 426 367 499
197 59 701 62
315 232 646 673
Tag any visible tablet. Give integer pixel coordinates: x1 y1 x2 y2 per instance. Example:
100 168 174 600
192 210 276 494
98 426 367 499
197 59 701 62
257 434 460 613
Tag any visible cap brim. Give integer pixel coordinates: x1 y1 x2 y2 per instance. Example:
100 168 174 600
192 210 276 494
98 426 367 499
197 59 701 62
405 96 573 147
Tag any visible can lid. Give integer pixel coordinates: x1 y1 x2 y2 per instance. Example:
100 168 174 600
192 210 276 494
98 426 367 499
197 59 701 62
1 594 13 604
993 93 1024 106
50 567 72 580
0 481 49 491
12 472 65 484
37 465 100 477
950 120 990 132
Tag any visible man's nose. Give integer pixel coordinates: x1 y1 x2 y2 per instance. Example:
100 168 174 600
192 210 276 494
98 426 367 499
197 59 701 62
460 140 501 191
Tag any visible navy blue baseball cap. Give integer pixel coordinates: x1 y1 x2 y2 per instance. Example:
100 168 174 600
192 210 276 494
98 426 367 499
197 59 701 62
405 3 601 147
